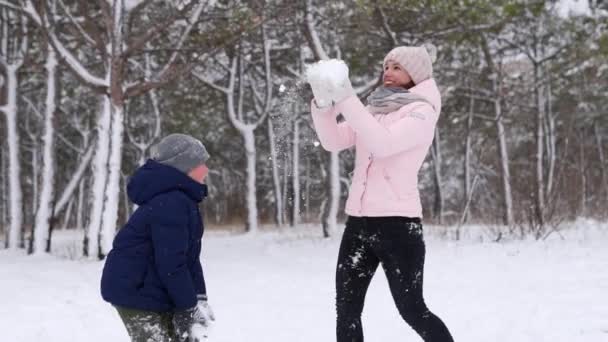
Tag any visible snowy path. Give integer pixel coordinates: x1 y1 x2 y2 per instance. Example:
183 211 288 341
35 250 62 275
1 225 607 342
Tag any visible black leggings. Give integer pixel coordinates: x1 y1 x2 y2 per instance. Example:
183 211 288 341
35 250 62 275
335 216 453 342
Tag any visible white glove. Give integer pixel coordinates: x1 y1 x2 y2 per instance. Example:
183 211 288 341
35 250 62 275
306 59 355 108
186 296 215 341
307 67 333 108
196 297 215 325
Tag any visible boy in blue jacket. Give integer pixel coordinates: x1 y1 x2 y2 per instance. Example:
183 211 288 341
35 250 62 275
101 133 214 342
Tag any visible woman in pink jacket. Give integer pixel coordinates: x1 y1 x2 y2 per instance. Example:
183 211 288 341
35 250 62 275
307 45 454 342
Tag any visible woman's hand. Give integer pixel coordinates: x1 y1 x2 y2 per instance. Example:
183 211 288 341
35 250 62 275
306 59 355 107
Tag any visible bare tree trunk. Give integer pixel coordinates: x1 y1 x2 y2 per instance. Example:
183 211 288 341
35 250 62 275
494 81 513 226
3 65 24 250
28 127 39 218
304 0 341 236
292 119 301 226
1 146 6 244
545 81 556 197
122 172 131 219
305 157 311 222
322 151 340 237
85 96 112 258
594 121 607 212
100 101 125 257
33 45 58 255
244 130 259 232
76 177 85 229
282 153 289 224
463 95 474 222
534 63 546 227
268 120 284 226
579 129 587 216
431 128 444 224
0 9 26 250
62 198 74 230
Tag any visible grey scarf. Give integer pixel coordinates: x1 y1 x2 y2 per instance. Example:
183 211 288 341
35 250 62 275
367 86 434 115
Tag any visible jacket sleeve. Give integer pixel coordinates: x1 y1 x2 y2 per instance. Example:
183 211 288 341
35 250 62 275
310 99 356 152
191 240 207 298
334 95 438 158
149 195 197 310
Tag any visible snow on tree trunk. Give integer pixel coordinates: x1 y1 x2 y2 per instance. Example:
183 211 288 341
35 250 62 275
292 119 301 226
1 147 6 242
579 129 587 216
303 0 340 235
496 115 513 226
304 158 311 221
76 178 85 229
85 96 112 258
463 95 474 222
282 155 289 223
2 65 23 250
494 79 513 227
594 122 608 208
100 102 124 256
32 47 58 255
30 134 38 216
431 128 444 224
268 120 284 226
244 130 259 233
534 64 546 227
545 82 556 197
323 151 340 237
61 198 73 230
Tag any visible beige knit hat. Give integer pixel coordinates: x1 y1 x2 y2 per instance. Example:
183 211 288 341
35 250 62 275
383 44 437 85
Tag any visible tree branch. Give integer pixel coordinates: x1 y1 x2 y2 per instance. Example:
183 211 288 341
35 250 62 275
123 0 199 58
373 1 397 47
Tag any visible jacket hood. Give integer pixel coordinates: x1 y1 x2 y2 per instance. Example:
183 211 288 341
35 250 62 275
409 78 441 114
127 159 208 205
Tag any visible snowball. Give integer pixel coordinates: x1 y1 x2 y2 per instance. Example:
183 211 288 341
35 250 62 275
305 59 349 88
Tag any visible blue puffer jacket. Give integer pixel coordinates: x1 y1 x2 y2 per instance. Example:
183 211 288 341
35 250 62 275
101 159 208 312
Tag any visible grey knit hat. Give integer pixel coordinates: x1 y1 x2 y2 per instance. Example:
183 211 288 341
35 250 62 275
151 133 209 174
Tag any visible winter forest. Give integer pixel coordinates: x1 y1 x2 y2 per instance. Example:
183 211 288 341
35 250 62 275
1 1 607 341
1 0 606 256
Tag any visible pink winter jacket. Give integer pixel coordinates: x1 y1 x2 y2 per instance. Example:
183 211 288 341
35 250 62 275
311 78 441 218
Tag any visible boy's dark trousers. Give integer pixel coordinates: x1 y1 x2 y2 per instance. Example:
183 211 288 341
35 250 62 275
115 306 176 342
335 216 454 342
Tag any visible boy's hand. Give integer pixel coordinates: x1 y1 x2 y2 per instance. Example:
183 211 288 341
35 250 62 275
197 295 216 324
173 306 207 341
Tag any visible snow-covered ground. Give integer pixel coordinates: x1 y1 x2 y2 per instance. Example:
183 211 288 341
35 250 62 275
1 220 607 342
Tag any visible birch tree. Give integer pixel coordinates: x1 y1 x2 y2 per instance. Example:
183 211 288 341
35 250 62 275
0 8 27 249
193 25 273 233
1 0 248 257
32 6 59 254
303 0 340 236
